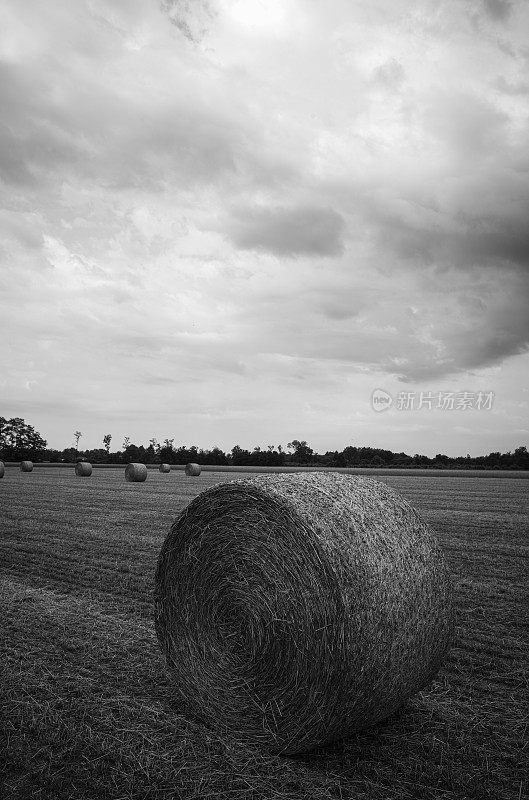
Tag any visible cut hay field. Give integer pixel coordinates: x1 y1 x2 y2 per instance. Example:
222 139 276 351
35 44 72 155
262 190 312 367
0 468 527 800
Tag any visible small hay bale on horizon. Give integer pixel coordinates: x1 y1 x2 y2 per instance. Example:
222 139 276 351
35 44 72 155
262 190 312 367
75 461 92 477
20 461 33 472
0 460 4 478
154 472 454 755
125 462 147 482
185 462 201 476
159 463 171 473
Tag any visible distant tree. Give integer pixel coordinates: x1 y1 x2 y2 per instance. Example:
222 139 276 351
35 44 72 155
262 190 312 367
74 431 82 450
231 445 251 466
103 434 112 454
0 417 47 461
198 446 228 466
122 436 130 451
61 447 78 463
82 448 108 464
159 439 180 464
393 452 413 466
287 440 314 464
123 443 146 463
145 438 161 464
513 445 529 469
341 446 360 466
44 448 62 463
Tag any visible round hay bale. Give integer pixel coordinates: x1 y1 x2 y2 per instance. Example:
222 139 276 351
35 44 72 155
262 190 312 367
159 463 171 473
125 462 147 482
185 462 201 476
0 461 4 478
75 461 92 477
20 461 33 472
154 473 454 755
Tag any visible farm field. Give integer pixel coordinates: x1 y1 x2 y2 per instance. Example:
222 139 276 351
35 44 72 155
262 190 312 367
0 468 527 800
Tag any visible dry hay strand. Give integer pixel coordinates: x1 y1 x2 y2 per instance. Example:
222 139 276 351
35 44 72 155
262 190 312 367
154 472 454 755
185 462 201 476
20 461 33 472
0 461 4 478
125 462 147 482
75 461 92 477
159 463 171 473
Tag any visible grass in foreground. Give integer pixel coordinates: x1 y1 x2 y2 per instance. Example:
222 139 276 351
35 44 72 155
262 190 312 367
0 468 527 800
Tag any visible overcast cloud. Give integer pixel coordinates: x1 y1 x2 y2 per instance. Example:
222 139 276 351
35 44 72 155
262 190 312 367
1 0 528 455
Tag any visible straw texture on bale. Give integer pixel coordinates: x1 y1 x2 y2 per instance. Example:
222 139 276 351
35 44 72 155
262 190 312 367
125 462 147 482
0 461 4 478
159 463 171 473
20 461 33 472
75 461 92 477
154 473 454 755
185 462 201 476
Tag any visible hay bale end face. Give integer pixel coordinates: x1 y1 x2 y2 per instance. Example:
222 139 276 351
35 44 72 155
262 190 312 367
185 462 201 476
20 461 33 472
75 461 92 477
0 461 4 478
125 462 147 482
159 463 171 473
154 473 454 755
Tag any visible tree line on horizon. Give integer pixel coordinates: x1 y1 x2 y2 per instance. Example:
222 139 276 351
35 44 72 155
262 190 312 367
1 416 528 471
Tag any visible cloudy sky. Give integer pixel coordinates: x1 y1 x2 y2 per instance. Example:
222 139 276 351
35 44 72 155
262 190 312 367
1 0 528 456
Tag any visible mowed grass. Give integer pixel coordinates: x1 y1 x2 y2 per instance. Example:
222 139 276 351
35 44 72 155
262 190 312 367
0 468 527 800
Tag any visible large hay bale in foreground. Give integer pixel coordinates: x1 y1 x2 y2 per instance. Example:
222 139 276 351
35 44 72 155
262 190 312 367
155 473 454 755
185 462 201 476
159 463 171 473
20 461 33 472
125 462 147 482
0 461 4 478
75 461 92 477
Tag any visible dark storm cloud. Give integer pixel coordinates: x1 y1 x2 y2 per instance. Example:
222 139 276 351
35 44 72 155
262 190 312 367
495 76 529 95
0 60 245 192
372 58 405 89
225 205 346 257
482 0 513 21
359 198 529 272
423 91 508 156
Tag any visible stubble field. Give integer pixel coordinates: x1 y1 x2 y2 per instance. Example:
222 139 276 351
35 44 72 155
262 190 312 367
0 467 527 800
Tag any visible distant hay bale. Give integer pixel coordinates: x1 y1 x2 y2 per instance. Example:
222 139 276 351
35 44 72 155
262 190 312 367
185 462 201 476
155 472 454 755
159 463 171 473
125 462 147 482
20 461 33 472
75 461 92 477
0 461 4 478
